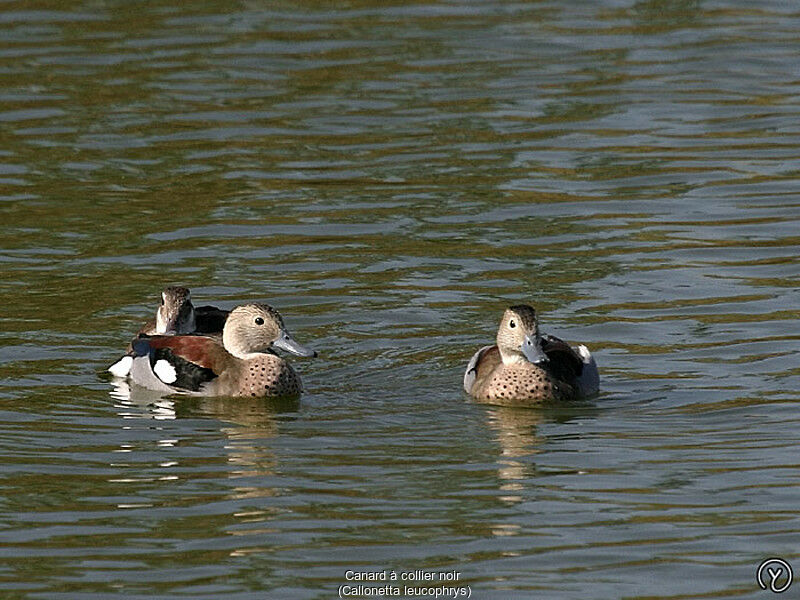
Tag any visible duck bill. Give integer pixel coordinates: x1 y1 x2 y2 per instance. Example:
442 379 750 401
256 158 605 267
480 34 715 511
272 331 317 357
522 334 548 364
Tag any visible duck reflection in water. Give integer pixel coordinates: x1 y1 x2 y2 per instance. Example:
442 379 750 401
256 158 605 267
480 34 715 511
110 381 298 557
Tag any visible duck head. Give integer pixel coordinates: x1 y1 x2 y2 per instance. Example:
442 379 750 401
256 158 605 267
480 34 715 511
155 286 196 334
222 303 317 359
496 304 548 366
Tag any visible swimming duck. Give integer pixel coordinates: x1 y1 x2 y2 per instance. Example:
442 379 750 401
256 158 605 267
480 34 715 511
127 303 316 398
108 287 229 377
464 304 598 405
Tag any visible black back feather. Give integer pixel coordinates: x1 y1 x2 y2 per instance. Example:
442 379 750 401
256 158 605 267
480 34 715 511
194 306 229 334
541 335 584 381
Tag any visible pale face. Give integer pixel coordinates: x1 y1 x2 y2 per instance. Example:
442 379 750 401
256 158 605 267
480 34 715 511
223 303 316 359
495 305 548 365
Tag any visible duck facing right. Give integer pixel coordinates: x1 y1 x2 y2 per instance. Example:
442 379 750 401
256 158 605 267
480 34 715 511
128 303 316 399
464 304 599 406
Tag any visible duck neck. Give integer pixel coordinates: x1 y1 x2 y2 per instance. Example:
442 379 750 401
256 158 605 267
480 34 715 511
222 327 270 359
499 348 527 366
222 328 248 359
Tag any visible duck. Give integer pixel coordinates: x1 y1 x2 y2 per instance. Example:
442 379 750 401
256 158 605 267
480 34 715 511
127 303 316 398
464 304 598 405
108 286 229 377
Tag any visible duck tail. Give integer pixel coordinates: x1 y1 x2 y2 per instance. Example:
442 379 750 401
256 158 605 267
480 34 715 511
108 355 133 378
576 345 600 397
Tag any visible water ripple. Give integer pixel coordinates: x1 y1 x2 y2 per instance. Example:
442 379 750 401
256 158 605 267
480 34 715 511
1 0 800 598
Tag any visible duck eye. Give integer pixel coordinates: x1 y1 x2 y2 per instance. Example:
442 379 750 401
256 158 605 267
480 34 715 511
509 320 516 328
255 317 264 325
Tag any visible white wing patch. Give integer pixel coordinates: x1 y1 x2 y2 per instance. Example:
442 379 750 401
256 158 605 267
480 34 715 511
153 359 177 384
577 345 592 363
108 355 133 378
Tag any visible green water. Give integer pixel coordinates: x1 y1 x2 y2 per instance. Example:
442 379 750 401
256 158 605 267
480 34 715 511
2 1 800 598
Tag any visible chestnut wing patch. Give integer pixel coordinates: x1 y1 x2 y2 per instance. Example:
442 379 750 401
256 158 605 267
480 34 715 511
133 336 219 392
134 335 219 368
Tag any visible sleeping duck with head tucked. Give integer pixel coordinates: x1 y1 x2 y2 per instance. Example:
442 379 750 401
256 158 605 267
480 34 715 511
464 304 599 405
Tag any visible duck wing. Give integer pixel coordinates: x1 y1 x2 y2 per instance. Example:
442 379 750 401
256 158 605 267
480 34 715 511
541 334 584 381
464 344 501 394
132 335 221 391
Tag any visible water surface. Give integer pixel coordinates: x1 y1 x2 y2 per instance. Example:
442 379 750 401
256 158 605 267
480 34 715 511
1 1 800 598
